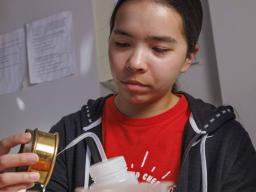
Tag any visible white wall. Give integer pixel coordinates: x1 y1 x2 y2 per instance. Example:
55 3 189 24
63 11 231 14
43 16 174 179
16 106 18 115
208 0 256 147
0 0 100 139
91 0 114 83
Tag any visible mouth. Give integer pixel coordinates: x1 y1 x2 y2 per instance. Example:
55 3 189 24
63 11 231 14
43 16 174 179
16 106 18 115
123 80 146 86
120 80 149 91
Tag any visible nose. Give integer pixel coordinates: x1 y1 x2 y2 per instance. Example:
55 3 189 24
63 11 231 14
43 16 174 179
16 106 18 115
126 47 147 73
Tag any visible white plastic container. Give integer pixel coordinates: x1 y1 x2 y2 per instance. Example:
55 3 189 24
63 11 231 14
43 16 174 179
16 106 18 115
89 156 138 191
75 156 173 192
54 132 173 192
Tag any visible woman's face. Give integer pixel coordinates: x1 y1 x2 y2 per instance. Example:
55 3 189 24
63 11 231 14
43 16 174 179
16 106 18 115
109 1 196 105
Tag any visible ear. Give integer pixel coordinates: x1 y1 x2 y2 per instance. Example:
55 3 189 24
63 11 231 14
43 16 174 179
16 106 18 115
180 45 199 73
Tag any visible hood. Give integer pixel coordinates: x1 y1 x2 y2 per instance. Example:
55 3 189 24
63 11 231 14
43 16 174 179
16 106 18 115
184 92 236 134
82 93 236 136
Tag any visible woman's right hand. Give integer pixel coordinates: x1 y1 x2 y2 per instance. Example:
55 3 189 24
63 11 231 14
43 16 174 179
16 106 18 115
0 132 40 192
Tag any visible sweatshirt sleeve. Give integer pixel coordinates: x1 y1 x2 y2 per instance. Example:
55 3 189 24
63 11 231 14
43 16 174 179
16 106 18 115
222 130 256 192
45 119 69 192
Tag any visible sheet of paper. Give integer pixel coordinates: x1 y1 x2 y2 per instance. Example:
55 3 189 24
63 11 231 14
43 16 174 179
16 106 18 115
27 11 75 84
0 28 26 95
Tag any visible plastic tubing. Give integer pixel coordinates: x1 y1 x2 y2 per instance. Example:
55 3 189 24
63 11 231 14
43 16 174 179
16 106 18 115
57 132 107 161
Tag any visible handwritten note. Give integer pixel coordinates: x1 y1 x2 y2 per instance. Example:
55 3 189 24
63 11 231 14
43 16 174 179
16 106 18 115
0 28 26 95
26 11 75 84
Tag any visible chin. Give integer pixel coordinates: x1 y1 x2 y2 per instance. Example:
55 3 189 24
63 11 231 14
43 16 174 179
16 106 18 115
125 93 153 105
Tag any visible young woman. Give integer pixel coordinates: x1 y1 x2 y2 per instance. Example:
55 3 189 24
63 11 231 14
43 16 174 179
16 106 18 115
0 0 255 192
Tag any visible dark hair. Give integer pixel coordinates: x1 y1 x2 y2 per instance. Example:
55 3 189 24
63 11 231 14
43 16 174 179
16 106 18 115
110 0 203 54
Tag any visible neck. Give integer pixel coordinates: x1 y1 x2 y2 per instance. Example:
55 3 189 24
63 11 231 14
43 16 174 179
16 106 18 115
114 93 180 118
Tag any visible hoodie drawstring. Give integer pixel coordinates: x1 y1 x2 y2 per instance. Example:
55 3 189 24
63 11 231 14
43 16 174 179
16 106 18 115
82 118 103 189
189 114 208 192
84 145 91 190
200 135 208 192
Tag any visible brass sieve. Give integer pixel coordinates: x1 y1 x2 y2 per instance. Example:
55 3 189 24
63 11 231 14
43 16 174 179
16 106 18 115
17 129 59 188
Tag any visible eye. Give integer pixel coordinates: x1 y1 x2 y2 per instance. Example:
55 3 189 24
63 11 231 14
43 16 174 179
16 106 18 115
152 47 171 54
114 41 130 48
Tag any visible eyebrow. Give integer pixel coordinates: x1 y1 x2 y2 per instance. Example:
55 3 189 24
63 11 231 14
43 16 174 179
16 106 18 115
113 29 177 44
148 36 177 44
113 29 133 37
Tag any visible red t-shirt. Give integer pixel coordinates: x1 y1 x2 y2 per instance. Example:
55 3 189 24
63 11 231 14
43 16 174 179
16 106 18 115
102 95 189 186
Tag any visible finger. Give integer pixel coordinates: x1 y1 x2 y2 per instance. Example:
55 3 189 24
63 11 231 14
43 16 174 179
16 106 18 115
0 133 31 155
0 172 40 188
0 182 34 192
0 153 39 172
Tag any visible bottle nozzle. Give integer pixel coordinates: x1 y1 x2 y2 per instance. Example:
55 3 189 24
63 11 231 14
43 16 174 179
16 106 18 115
57 132 107 162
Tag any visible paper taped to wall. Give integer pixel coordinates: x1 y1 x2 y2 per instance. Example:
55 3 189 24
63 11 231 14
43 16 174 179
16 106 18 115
26 11 76 84
0 28 26 95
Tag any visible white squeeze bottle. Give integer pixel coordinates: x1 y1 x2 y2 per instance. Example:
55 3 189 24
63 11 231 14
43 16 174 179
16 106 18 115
85 156 172 192
88 156 138 192
61 132 172 192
